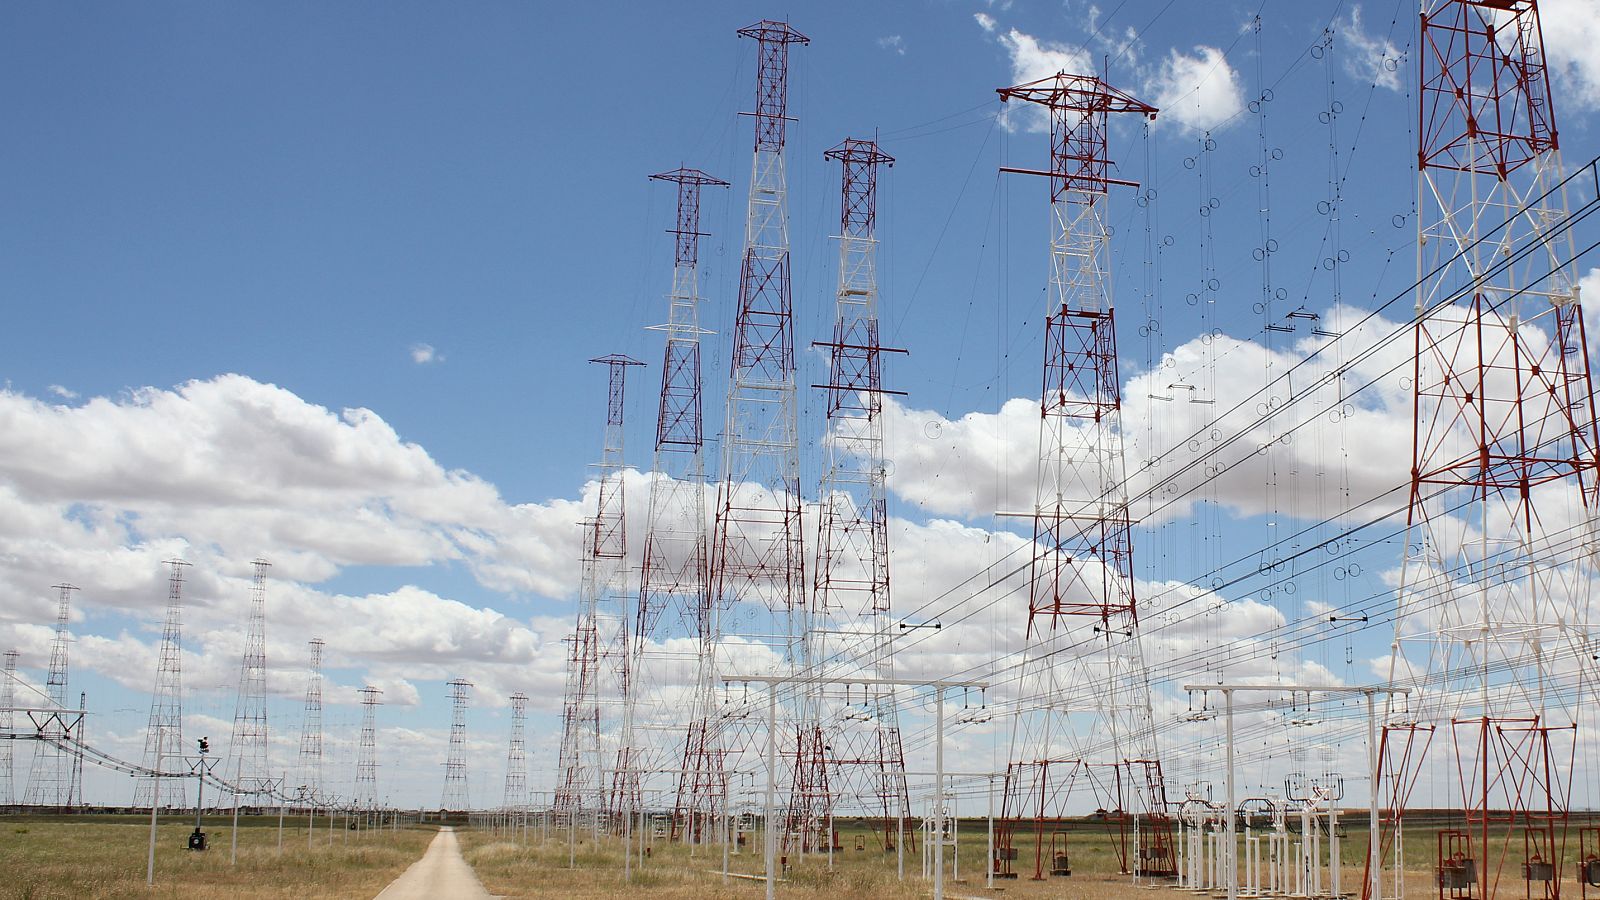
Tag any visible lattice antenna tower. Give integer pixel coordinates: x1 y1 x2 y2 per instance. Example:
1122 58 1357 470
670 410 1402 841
71 691 85 808
2 649 18 805
555 354 642 823
228 559 271 797
441 677 472 811
503 692 528 810
135 559 189 808
790 138 910 851
24 583 77 807
634 166 730 845
593 352 648 828
296 638 325 804
990 73 1175 880
1373 2 1594 897
701 16 809 831
354 686 382 809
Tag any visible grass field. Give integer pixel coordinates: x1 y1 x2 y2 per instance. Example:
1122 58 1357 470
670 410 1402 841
457 818 1600 900
0 813 436 899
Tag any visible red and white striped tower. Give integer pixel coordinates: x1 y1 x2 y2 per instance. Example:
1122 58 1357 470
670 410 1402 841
696 18 809 835
991 73 1174 881
625 165 730 842
789 137 910 853
1370 3 1595 899
556 354 643 826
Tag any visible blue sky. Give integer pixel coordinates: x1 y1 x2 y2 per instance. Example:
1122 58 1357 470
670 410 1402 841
3 0 1600 810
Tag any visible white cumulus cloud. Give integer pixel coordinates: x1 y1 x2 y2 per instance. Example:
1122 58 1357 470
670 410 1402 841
1339 6 1405 92
1147 45 1246 135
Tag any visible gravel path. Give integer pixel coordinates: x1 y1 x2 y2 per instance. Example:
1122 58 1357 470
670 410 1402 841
374 826 492 900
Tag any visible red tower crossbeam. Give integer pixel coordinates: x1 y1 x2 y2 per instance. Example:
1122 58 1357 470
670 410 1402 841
1418 0 1557 176
998 73 1156 202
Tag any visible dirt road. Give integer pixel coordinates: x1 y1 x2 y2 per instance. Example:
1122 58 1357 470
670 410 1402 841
374 826 493 899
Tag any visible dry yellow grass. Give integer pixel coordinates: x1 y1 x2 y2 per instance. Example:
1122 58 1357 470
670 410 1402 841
458 820 1600 900
0 814 435 899
458 823 1212 899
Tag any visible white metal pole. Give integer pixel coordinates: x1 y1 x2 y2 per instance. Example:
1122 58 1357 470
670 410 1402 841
827 809 834 871
935 688 945 900
766 682 777 900
1367 691 1380 900
987 774 995 890
231 791 240 865
147 729 160 887
1225 689 1237 900
897 807 904 880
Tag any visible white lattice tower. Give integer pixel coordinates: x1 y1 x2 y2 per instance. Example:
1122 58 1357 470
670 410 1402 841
556 355 642 825
135 559 189 809
2 649 17 805
504 692 528 810
991 74 1174 880
227 559 272 797
24 583 77 807
354 686 382 809
634 166 728 843
702 17 810 830
296 638 324 805
790 137 909 851
1372 3 1596 898
442 678 472 811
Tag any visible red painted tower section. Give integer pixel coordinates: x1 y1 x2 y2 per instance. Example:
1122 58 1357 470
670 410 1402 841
1371 3 1596 899
990 73 1175 881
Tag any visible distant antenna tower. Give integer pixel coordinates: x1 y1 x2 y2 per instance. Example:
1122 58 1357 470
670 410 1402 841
555 355 642 822
2 649 17 805
793 137 910 851
354 686 382 809
991 73 1174 879
503 692 528 810
296 638 325 805
441 678 472 811
227 559 271 797
698 18 810 833
636 166 728 844
25 583 77 807
135 559 189 808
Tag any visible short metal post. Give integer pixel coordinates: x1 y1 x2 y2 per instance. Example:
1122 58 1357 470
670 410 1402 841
765 682 777 900
935 688 945 900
